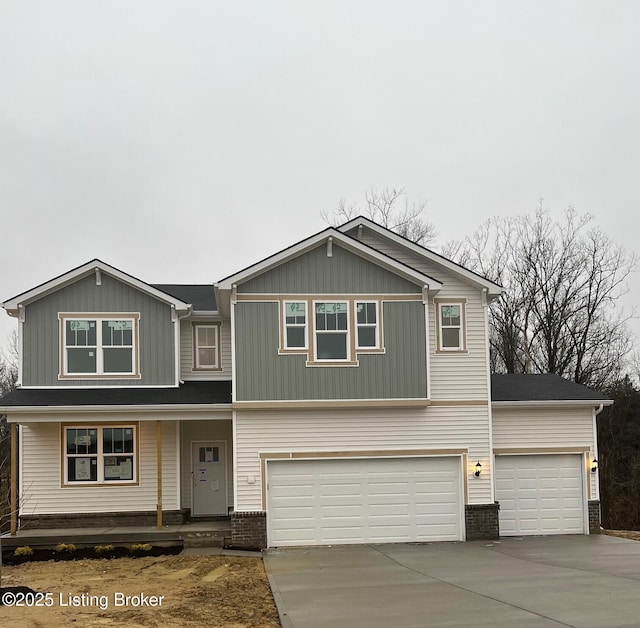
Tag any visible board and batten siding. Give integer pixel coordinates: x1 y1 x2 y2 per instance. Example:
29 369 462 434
180 418 233 509
19 421 179 515
22 273 176 386
180 320 232 380
492 406 598 500
234 301 427 401
349 228 490 402
237 243 422 294
235 406 492 511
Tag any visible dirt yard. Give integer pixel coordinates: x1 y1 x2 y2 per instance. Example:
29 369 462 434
0 553 280 627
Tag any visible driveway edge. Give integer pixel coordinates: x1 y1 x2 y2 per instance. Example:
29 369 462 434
263 551 293 628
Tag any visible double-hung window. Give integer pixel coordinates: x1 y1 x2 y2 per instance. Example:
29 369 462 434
356 302 379 349
283 302 307 349
437 301 465 351
193 324 220 369
315 302 349 360
64 425 136 484
61 314 138 377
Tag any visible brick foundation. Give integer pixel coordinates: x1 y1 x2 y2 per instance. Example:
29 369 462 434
19 510 187 529
465 503 500 540
230 511 267 549
588 500 601 534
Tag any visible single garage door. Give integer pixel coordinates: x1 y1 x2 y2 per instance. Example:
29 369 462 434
495 454 585 536
267 456 463 547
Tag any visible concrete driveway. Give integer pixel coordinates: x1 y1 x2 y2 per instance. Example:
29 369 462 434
263 535 640 627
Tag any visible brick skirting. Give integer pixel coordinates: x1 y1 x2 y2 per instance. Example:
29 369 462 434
230 511 267 549
588 500 601 534
465 503 500 540
20 510 187 529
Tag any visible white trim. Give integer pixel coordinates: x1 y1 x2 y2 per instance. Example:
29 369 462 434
193 323 220 369
60 314 139 378
18 424 23 519
230 286 237 404
232 409 238 512
336 216 502 297
492 400 613 408
17 384 180 389
176 421 181 509
313 300 350 362
62 424 137 485
437 301 464 351
354 301 380 350
282 300 308 350
423 288 431 399
3 259 192 313
17 306 24 387
217 228 443 291
482 289 495 503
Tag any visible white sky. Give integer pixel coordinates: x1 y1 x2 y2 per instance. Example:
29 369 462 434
1 1 639 357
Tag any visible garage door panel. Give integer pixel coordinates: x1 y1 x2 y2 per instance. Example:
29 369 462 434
267 457 462 546
495 454 585 536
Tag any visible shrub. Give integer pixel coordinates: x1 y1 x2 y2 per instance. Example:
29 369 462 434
128 543 152 553
94 544 116 555
55 543 76 553
14 546 33 556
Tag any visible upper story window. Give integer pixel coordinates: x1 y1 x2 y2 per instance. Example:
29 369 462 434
284 302 307 349
193 323 221 370
60 314 140 378
278 298 385 365
356 302 379 349
64 425 137 484
436 300 466 351
315 301 349 360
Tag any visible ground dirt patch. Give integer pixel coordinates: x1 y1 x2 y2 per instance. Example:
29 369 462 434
603 529 640 541
0 553 280 627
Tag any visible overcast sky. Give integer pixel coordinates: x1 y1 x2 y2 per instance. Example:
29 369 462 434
1 1 639 355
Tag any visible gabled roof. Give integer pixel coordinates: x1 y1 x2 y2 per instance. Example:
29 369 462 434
491 373 612 405
217 227 443 291
152 284 217 312
3 259 192 316
337 216 502 297
0 381 232 412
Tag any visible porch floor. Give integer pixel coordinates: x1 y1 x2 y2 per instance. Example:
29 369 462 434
0 519 231 550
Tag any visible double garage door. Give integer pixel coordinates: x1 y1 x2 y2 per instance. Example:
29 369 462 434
495 454 586 536
267 456 463 547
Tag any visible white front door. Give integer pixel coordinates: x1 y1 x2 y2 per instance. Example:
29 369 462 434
495 454 585 535
191 441 227 516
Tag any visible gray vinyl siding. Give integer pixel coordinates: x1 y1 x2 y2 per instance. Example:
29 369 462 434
351 228 491 401
22 273 176 386
237 243 422 294
235 301 427 401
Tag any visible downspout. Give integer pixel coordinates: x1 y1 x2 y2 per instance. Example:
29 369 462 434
482 288 496 504
172 305 192 386
592 403 604 502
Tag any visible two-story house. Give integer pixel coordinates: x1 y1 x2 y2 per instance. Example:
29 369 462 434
0 217 611 547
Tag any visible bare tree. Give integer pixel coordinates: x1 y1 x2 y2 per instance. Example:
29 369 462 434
322 187 437 246
443 206 637 389
0 331 18 535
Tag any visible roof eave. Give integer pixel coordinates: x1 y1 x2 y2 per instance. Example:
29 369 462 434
2 403 234 416
337 216 502 295
491 399 613 408
217 228 443 291
3 260 192 312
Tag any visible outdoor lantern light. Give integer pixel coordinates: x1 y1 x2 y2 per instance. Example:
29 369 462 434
591 459 598 473
475 461 482 477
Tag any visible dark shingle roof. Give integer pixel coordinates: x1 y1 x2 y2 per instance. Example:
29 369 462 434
152 284 217 311
491 373 609 402
0 381 231 407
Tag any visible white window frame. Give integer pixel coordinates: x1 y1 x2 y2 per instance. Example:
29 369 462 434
283 301 308 350
60 313 139 378
313 300 350 362
355 301 380 349
193 323 221 370
63 424 137 485
436 301 466 352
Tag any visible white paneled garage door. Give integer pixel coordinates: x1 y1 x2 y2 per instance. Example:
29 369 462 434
495 454 585 536
266 456 463 547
